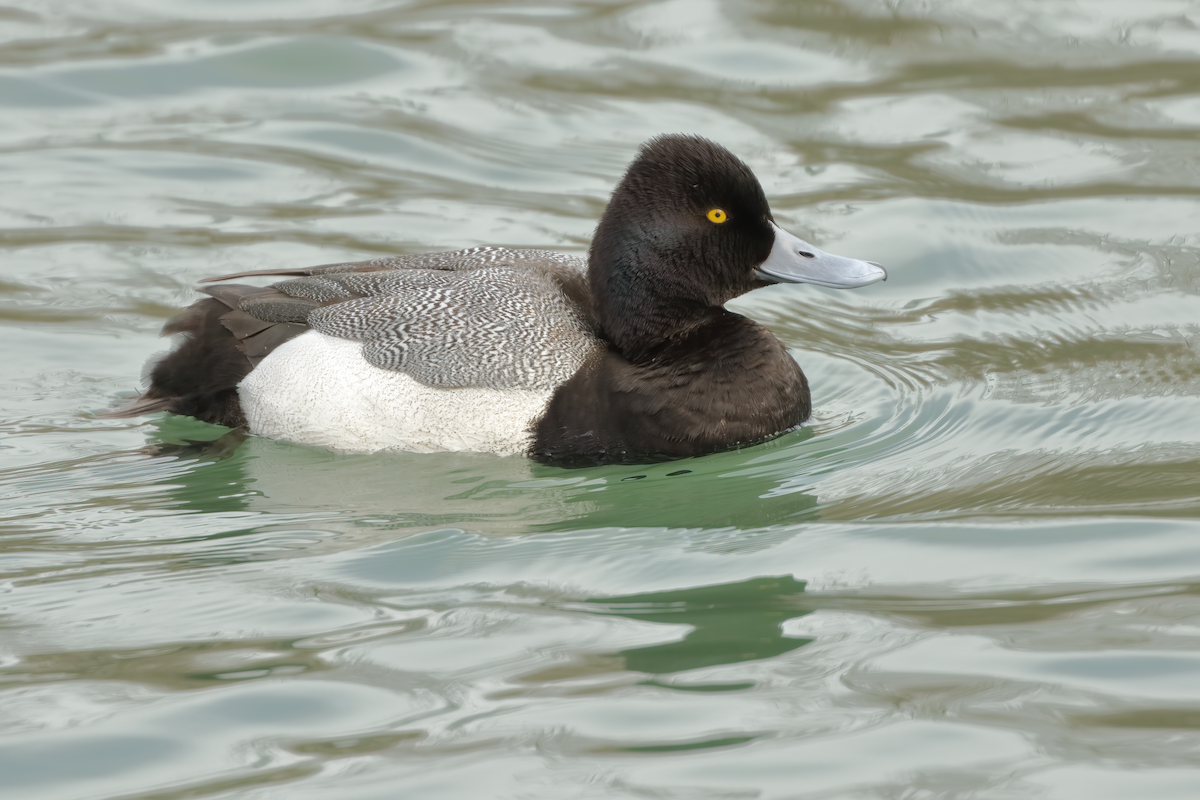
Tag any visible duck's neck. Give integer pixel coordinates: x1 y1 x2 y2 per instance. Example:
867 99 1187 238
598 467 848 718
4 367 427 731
589 243 728 363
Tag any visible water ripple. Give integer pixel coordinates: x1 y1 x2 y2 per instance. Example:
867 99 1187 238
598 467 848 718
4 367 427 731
5 1 1200 798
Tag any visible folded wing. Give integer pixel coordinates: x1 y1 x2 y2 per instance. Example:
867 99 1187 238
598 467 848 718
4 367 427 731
106 247 599 425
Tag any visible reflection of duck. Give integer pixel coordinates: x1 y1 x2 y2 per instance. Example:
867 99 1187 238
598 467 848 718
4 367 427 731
141 427 820 535
111 135 883 466
583 576 814 676
530 432 822 531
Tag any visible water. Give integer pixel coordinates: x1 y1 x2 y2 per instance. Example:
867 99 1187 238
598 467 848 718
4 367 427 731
3 1 1200 797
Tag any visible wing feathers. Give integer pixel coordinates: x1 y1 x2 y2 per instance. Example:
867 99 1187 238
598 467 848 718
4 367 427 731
204 247 599 391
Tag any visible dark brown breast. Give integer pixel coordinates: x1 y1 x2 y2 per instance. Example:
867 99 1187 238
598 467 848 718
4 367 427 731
530 311 810 467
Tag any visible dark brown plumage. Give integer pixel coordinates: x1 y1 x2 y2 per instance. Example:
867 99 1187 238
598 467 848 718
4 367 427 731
106 284 312 427
531 136 807 465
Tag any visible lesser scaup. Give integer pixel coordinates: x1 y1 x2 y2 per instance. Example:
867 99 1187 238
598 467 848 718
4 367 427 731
110 135 885 465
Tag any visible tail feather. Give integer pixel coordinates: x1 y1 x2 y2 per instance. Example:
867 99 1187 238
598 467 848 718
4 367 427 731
101 395 174 418
107 285 313 428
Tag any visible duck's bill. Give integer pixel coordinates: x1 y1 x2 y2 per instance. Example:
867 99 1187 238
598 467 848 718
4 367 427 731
754 223 886 288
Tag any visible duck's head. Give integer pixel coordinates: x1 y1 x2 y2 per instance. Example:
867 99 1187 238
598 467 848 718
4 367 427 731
589 134 884 346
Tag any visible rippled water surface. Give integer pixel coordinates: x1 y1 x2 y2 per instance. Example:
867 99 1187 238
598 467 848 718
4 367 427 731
4 1 1200 797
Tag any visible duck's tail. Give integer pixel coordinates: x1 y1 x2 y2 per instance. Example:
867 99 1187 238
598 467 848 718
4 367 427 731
103 285 311 428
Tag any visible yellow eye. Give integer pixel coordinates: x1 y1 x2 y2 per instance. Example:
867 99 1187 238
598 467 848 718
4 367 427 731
706 208 728 224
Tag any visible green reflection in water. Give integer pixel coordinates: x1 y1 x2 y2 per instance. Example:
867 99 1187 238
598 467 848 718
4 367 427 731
583 575 813 676
624 735 760 753
137 412 824 532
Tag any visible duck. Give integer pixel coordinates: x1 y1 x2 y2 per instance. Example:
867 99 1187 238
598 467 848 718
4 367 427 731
109 134 885 466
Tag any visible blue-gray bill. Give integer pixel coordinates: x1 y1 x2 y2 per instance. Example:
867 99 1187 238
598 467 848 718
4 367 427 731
754 223 886 288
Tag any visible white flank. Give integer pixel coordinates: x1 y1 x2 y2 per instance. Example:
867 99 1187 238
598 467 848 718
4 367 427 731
238 331 553 455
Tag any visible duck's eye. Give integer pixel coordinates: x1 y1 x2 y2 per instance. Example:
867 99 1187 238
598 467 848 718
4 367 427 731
706 208 728 224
